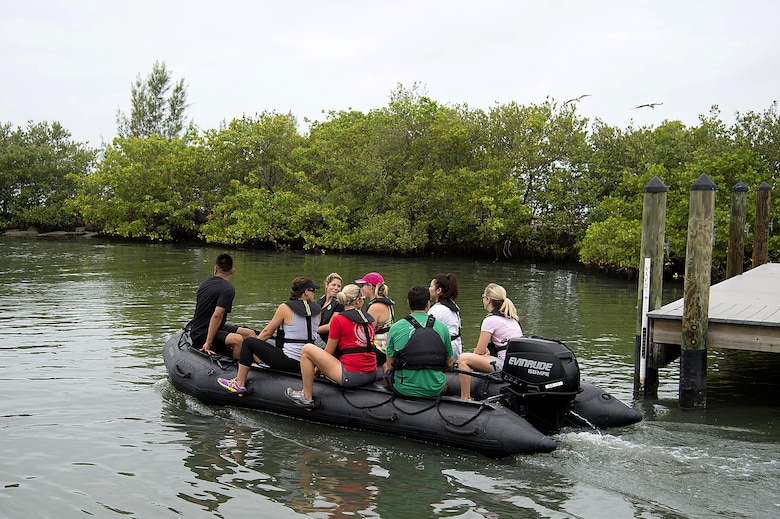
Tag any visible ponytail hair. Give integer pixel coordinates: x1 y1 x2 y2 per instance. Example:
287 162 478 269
337 284 363 307
367 281 389 300
484 283 518 321
432 273 459 301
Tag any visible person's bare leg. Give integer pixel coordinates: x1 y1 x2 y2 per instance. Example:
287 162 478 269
299 344 343 400
236 326 256 339
457 352 494 400
225 332 244 360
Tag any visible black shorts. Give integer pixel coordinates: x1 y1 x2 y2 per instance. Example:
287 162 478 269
192 324 240 356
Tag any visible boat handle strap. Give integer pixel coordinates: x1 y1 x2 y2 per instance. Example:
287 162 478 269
366 409 398 422
174 364 191 378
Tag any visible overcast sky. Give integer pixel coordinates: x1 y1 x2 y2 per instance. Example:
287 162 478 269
3 1 779 146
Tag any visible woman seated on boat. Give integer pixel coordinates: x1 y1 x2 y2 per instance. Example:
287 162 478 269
316 272 344 344
285 284 377 407
217 276 326 394
457 283 523 400
357 271 394 366
428 273 463 362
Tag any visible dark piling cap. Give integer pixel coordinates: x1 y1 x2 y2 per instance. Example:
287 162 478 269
644 176 668 193
691 173 716 191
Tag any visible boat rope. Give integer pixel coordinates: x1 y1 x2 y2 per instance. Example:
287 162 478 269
187 344 236 371
434 398 488 428
339 388 487 428
339 387 447 417
340 389 396 410
386 394 488 427
389 397 438 416
177 329 190 348
175 328 235 371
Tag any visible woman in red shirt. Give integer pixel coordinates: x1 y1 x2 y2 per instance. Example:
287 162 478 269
286 284 377 407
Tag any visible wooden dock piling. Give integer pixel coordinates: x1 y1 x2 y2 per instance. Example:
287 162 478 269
641 178 777 407
726 181 748 279
753 182 771 268
634 176 667 396
679 174 716 409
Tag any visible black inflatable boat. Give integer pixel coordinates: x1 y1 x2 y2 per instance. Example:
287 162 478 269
163 330 641 457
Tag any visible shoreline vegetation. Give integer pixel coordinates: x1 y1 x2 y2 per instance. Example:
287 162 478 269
2 83 779 278
3 228 98 238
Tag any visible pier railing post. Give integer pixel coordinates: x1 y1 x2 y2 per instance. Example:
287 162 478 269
680 174 716 409
752 182 771 268
726 182 748 279
634 176 667 397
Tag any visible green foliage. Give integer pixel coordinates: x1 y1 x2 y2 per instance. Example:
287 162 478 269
199 113 325 249
733 101 780 262
116 60 190 140
202 112 304 190
733 101 780 178
392 167 530 253
9 79 780 277
579 216 642 272
0 121 95 231
579 110 772 273
201 174 328 250
351 210 428 253
486 99 593 258
73 135 203 240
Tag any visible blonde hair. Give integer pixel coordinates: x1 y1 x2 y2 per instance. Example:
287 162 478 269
366 281 389 300
337 284 363 307
484 283 518 321
324 272 342 286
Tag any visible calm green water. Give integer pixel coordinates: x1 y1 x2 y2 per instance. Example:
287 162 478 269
2 238 779 518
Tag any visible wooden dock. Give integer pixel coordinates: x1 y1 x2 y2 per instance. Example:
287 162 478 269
648 262 780 353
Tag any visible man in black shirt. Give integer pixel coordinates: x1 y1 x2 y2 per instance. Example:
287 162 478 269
189 254 255 359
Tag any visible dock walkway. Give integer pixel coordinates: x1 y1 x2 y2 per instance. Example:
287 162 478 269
648 262 780 353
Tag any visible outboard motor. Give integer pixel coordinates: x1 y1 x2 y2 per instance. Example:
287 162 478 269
500 337 581 434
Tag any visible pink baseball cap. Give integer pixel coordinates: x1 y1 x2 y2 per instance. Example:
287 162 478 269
355 272 384 285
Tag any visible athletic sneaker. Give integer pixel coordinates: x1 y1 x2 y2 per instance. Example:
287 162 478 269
217 377 246 394
285 388 314 407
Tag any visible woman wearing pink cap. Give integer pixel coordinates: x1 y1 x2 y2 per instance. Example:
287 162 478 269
356 272 394 365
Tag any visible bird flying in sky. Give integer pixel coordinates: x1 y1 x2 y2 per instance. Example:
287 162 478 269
634 102 663 109
563 94 591 105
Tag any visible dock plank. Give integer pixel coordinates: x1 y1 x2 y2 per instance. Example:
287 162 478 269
647 263 780 353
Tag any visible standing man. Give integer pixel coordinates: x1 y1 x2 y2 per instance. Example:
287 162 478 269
189 253 255 359
385 285 453 397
